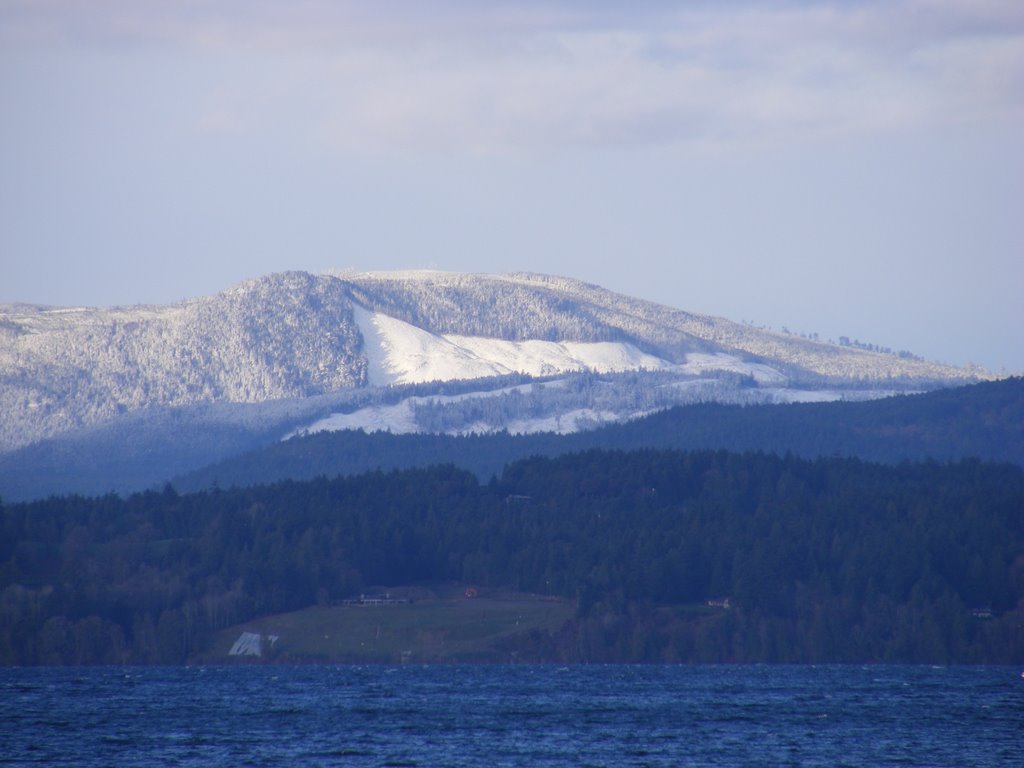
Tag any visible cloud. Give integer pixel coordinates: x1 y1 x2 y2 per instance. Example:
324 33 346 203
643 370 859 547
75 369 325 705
3 0 1022 153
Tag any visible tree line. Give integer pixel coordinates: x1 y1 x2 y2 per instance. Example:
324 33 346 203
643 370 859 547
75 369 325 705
2 448 1022 664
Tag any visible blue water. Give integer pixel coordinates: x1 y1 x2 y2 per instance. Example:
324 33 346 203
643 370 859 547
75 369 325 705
2 665 1022 767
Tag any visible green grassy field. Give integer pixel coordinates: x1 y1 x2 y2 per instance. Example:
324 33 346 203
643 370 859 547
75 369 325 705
200 584 574 663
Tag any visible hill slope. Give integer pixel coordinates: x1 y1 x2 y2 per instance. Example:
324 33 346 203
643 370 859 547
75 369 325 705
4 451 1022 664
170 377 1024 494
0 270 980 452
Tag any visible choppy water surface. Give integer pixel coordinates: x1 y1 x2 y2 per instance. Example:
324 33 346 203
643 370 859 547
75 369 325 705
2 665 1022 767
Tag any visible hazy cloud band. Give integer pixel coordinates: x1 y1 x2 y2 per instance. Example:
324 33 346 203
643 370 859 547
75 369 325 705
4 0 1022 153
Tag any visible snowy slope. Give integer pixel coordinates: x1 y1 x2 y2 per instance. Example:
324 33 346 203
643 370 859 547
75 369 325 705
285 367 893 440
353 305 671 386
287 319 874 439
286 381 546 437
674 352 787 385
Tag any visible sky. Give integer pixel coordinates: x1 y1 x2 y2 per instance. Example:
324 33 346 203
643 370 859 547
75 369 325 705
1 0 1022 373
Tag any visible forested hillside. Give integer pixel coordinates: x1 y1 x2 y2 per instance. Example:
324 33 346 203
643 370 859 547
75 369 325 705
2 271 994 502
175 377 1024 492
3 450 1022 664
1 270 981 453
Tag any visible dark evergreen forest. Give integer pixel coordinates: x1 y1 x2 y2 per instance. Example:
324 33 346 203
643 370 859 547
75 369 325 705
2 449 1022 665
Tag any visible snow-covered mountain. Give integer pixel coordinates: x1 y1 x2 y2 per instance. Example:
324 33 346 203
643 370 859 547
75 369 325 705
0 270 984 453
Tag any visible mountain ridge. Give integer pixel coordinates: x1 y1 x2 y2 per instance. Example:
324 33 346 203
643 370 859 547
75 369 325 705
167 376 1023 496
0 269 985 454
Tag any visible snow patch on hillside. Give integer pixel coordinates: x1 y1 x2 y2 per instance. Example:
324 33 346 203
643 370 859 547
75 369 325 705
286 304 922 442
307 306 804 439
353 305 671 385
286 381 557 438
761 388 844 403
296 400 418 435
288 394 639 439
675 353 787 385
504 408 644 435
